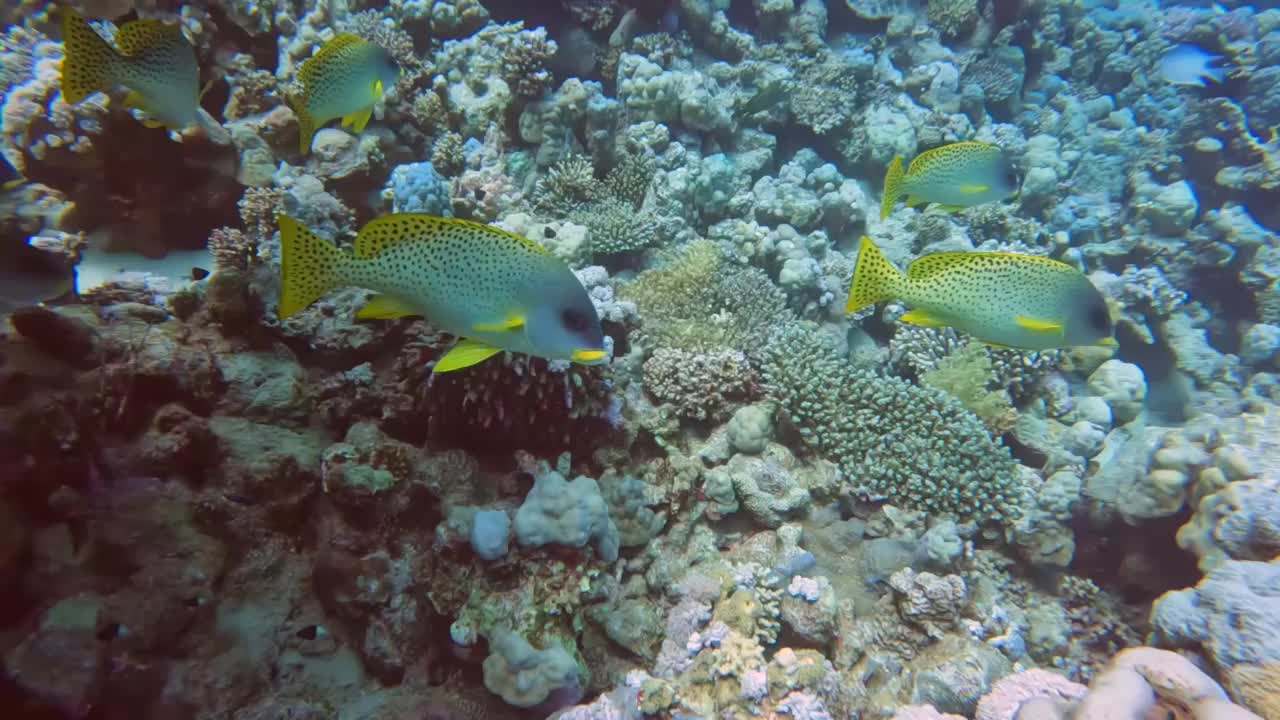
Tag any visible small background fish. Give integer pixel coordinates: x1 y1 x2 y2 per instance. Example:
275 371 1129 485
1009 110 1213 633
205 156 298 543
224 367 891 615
59 8 203 131
287 33 400 153
880 141 1020 219
1159 43 1227 87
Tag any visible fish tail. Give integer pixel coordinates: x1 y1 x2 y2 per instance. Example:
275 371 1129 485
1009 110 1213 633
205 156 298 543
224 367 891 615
59 7 120 104
276 214 347 318
845 236 905 313
880 155 905 221
287 94 316 154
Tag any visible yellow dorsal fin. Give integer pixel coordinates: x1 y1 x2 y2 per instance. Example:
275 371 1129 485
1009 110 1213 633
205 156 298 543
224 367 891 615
906 251 1077 282
434 338 502 373
356 294 419 320
114 18 181 56
899 309 946 327
300 33 365 85
473 314 525 332
1014 315 1064 334
352 213 550 260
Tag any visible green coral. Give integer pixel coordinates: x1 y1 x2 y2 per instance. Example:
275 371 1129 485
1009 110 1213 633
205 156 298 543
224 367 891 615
571 197 659 258
604 154 655 208
620 241 794 356
920 342 1018 435
762 323 1023 523
927 0 979 40
533 155 601 216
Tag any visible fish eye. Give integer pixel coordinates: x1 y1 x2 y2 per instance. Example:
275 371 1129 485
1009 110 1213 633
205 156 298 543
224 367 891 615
1089 305 1111 332
561 307 590 333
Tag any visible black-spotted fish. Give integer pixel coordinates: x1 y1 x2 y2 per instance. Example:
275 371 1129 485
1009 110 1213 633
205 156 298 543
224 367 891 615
287 34 400 154
276 214 608 372
880 141 1019 220
845 236 1114 350
59 8 205 131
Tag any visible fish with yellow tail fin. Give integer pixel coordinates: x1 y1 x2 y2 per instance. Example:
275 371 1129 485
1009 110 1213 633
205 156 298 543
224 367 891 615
58 7 213 132
287 34 400 154
845 236 1115 351
276 213 608 371
880 141 1020 220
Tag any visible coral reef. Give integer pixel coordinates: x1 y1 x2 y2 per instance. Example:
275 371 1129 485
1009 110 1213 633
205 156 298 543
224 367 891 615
4 0 1280 718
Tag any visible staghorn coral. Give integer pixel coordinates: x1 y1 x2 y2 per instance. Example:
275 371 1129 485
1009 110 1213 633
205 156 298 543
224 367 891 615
534 154 602 216
762 323 1023 523
571 198 659 258
604 153 655 208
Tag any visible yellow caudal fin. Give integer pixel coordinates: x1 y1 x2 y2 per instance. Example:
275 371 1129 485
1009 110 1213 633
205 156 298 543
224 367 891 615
276 214 347 319
845 236 906 314
434 338 502 372
880 155 906 220
287 94 316 154
59 7 120 104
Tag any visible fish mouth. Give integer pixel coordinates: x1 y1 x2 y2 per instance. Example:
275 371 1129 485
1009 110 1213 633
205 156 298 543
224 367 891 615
571 348 608 364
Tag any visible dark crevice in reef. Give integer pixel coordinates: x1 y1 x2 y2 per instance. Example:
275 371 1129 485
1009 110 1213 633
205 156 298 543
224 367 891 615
1069 508 1201 605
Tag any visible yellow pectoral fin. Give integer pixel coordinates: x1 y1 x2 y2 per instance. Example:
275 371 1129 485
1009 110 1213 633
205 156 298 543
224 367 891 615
123 90 149 112
958 183 990 194
373 79 384 98
1014 315 1064 334
934 204 967 212
344 104 374 133
904 194 926 207
571 348 606 363
355 294 419 320
899 309 947 327
434 338 503 373
472 314 525 332
142 119 167 129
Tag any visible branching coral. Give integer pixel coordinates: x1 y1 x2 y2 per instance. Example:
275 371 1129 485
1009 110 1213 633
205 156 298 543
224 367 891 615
921 342 1018 436
621 241 794 356
499 26 556 99
571 197 659 258
534 154 602 216
421 352 618 457
431 131 464 177
762 323 1023 523
789 52 865 136
604 153 655 208
641 348 758 422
